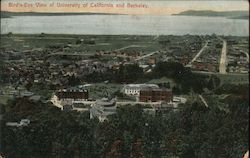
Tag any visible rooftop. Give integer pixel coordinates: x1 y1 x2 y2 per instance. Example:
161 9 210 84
124 84 159 89
140 87 172 92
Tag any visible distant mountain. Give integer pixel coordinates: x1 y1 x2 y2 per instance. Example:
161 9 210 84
1 11 121 18
173 10 249 19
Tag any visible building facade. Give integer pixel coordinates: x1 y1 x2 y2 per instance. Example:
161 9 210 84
51 88 89 110
56 89 89 100
139 88 173 102
124 84 159 96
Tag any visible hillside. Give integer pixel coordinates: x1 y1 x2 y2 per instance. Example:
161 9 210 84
173 10 249 19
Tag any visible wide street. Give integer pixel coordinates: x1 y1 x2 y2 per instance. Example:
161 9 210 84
186 41 208 67
219 39 227 74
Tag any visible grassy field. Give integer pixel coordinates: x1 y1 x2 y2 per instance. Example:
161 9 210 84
216 73 249 85
0 34 161 53
83 83 123 99
193 71 249 85
146 77 176 88
0 85 16 105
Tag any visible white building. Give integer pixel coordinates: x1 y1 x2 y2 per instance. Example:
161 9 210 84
124 84 159 96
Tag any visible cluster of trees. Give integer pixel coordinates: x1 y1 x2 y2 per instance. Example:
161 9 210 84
1 95 248 158
151 62 215 93
84 64 144 83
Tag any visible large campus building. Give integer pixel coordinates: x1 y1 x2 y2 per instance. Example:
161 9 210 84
51 88 89 110
124 84 159 96
56 88 89 100
139 87 173 102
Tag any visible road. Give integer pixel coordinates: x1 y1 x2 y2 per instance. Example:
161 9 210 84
114 45 146 51
71 100 162 106
113 43 159 61
50 52 93 56
117 101 161 106
186 41 208 66
153 35 160 40
199 95 209 108
219 40 227 74
242 51 249 62
135 51 159 61
51 97 162 109
51 95 187 112
192 70 249 76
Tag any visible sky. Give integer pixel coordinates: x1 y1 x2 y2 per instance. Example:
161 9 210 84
1 0 249 15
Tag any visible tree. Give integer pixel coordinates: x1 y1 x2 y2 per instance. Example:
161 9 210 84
114 64 143 83
68 74 81 86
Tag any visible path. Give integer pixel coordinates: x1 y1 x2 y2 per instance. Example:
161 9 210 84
242 51 249 62
135 51 159 61
114 45 146 51
186 41 208 67
153 35 160 40
219 39 227 74
199 95 209 108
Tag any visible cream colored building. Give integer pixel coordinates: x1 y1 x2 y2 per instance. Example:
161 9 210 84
124 84 159 96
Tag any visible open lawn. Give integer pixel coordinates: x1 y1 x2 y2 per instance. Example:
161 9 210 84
1 34 161 53
216 73 249 85
146 77 176 88
193 71 249 85
84 83 123 99
0 85 16 105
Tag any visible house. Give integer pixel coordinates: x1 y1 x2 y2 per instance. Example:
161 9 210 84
124 84 159 96
147 58 156 65
139 64 150 72
90 98 117 122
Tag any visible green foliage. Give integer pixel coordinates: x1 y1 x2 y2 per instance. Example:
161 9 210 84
152 61 211 94
2 94 248 158
68 74 81 86
113 64 144 83
84 64 143 83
